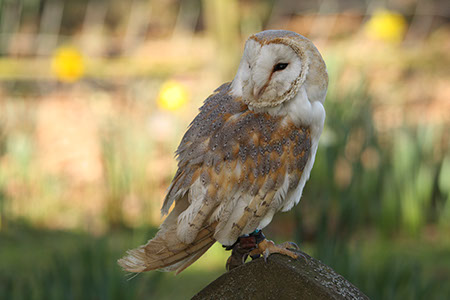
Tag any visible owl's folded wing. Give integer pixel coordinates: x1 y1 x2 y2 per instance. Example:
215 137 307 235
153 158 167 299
162 83 311 246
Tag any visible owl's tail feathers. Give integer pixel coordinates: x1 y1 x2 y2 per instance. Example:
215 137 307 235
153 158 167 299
118 222 217 275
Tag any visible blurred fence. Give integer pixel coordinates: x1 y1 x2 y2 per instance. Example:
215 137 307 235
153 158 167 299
0 0 448 60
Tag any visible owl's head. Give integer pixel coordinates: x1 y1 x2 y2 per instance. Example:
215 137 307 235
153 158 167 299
231 30 328 110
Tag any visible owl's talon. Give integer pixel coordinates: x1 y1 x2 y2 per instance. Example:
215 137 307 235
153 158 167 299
297 251 308 262
251 238 299 261
280 241 300 250
242 253 249 264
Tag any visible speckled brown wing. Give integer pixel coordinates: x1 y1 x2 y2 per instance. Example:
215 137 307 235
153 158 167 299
162 82 311 246
119 82 311 274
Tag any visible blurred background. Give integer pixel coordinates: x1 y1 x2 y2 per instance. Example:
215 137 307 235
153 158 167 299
0 0 449 299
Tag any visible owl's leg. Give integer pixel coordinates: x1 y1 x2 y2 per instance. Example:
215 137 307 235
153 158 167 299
225 236 256 271
249 238 301 261
224 230 266 271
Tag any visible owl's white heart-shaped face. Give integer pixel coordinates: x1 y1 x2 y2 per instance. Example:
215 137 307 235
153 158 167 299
237 39 303 108
230 30 328 112
231 38 305 109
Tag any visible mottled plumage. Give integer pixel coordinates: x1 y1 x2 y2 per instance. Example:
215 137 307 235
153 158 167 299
119 30 328 274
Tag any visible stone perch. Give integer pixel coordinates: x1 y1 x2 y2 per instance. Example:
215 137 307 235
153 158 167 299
192 250 369 300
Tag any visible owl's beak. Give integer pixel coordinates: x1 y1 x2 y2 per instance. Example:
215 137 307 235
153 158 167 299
253 83 268 99
253 86 260 98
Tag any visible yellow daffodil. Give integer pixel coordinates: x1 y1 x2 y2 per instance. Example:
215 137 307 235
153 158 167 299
364 10 407 43
157 80 189 111
51 46 84 82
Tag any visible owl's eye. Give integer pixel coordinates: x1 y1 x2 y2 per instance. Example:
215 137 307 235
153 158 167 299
273 63 289 72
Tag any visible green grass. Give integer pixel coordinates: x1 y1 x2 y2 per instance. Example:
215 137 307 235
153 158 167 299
0 222 226 300
1 222 449 300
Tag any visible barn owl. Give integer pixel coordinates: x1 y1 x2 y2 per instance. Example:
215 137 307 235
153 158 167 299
119 30 328 274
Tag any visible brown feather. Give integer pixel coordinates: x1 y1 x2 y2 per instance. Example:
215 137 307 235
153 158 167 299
118 220 218 273
174 241 215 275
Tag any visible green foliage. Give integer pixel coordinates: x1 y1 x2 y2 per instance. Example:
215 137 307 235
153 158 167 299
100 111 158 228
302 69 449 238
439 156 450 227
